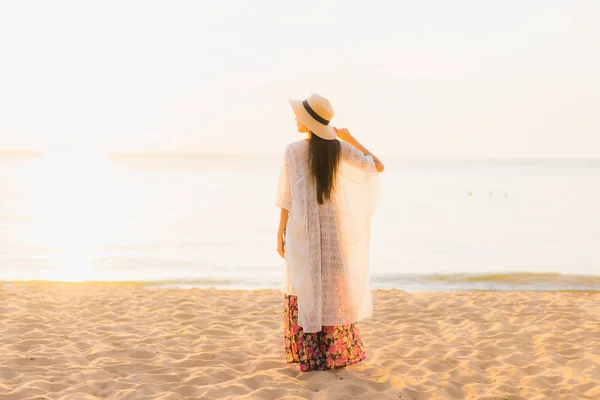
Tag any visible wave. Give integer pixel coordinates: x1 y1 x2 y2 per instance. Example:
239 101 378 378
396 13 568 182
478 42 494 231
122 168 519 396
419 272 600 285
371 272 600 291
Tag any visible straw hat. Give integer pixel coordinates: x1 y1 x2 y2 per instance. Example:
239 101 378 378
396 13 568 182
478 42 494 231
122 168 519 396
289 93 336 140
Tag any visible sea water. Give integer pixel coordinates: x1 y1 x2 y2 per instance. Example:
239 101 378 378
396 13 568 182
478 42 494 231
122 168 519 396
0 154 598 291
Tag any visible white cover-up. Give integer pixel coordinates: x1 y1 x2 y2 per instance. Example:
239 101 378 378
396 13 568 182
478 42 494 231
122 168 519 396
276 139 381 333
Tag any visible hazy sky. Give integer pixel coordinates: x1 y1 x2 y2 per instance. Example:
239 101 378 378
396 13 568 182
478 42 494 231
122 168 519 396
0 0 599 157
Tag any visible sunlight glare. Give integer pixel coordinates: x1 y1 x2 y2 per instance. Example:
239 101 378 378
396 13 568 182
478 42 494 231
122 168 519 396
23 152 119 281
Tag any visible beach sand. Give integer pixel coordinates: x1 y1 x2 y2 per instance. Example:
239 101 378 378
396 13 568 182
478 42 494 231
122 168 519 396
0 283 598 400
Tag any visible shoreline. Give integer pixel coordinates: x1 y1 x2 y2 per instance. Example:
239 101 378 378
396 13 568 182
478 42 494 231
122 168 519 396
3 270 600 292
3 280 600 293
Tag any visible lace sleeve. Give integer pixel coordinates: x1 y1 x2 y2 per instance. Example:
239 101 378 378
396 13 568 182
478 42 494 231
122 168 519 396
276 145 292 211
340 140 368 170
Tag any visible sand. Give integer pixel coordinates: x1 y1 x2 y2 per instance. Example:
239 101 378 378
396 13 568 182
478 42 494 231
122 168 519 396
0 283 598 400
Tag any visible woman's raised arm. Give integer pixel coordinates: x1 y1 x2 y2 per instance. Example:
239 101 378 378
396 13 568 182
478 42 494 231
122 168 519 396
334 127 385 172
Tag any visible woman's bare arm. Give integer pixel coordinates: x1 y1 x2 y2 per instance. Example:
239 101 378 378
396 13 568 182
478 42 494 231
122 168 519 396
277 208 289 258
334 128 385 172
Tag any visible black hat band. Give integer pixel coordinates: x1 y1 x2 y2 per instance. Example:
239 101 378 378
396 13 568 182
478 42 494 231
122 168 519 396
302 99 330 125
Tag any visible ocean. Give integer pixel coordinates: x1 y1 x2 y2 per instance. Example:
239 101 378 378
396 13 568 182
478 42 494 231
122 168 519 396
1 153 599 291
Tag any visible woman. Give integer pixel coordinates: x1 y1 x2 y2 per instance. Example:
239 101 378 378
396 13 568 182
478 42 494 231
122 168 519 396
276 93 384 372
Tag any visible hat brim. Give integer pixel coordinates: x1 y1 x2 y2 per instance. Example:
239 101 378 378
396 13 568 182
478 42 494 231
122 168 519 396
289 100 337 140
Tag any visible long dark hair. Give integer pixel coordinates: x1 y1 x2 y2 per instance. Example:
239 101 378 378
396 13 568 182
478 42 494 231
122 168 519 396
308 132 341 204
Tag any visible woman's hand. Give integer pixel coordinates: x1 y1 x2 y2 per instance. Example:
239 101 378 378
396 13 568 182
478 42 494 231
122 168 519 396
277 234 285 258
333 127 354 142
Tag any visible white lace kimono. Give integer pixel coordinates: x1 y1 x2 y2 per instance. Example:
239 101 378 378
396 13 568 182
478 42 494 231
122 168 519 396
276 139 381 333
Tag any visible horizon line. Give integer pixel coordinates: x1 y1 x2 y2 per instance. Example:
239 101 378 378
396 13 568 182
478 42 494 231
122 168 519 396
1 150 600 162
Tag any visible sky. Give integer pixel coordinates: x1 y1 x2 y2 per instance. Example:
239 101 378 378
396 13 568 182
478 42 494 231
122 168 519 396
0 0 599 158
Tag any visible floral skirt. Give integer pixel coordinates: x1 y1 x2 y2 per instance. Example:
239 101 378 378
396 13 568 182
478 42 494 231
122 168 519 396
284 294 366 372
